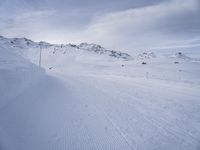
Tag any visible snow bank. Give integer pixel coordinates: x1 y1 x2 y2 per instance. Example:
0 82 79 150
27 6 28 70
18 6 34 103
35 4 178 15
0 47 45 109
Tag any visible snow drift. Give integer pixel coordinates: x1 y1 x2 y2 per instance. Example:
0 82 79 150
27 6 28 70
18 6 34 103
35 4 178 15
0 46 45 109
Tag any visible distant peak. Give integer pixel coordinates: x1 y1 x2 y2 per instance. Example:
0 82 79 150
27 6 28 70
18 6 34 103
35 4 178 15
0 35 133 60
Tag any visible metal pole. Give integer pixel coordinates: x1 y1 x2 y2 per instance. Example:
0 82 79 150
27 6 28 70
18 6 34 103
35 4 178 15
39 45 42 67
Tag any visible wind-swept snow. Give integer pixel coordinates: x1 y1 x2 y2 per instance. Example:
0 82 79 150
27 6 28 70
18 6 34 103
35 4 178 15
0 36 200 150
0 46 45 109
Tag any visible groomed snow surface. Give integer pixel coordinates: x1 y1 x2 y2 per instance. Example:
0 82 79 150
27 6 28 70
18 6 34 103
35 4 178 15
0 38 200 150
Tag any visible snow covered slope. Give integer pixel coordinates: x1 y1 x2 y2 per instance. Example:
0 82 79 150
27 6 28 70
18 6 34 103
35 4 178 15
0 46 45 109
0 36 133 62
0 36 200 150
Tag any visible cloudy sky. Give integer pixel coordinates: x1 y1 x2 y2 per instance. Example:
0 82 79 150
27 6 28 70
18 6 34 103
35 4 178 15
0 0 199 52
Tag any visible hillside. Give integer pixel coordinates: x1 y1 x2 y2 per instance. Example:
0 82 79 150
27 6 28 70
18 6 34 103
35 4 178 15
0 36 200 150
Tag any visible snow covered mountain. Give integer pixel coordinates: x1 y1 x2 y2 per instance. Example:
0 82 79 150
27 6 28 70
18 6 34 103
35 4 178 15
0 35 200 150
0 36 133 61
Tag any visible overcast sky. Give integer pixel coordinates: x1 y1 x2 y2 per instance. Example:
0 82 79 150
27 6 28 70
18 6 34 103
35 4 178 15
0 0 199 52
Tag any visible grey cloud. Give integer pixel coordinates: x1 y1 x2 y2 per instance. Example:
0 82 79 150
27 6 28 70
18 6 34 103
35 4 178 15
0 0 199 52
78 0 200 51
0 0 167 27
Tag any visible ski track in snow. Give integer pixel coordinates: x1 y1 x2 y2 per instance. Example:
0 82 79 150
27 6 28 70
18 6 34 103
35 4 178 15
0 38 200 150
0 70 200 150
0 75 134 150
52 73 200 150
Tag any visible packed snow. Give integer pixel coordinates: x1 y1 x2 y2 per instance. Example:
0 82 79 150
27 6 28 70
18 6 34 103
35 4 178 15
0 36 200 150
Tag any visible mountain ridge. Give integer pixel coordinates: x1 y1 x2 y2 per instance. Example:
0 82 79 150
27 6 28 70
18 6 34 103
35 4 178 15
0 35 133 61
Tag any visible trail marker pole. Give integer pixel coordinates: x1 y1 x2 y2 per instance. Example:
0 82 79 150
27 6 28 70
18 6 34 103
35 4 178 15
39 45 42 67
